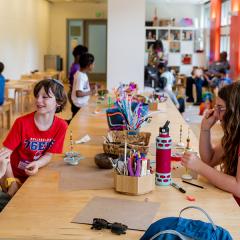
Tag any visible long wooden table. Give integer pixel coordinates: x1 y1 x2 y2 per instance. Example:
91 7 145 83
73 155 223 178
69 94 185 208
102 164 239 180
0 97 239 239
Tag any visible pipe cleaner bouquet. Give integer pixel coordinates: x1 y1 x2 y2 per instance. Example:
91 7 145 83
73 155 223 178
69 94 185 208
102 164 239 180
106 83 150 131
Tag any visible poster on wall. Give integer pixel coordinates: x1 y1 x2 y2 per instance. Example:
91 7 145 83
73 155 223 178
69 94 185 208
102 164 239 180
169 42 180 53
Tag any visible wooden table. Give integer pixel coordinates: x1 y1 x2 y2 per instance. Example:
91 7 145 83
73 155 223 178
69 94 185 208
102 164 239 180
5 81 34 113
31 71 60 80
0 97 239 239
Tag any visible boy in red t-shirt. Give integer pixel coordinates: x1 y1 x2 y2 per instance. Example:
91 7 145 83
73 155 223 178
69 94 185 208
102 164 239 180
0 79 68 205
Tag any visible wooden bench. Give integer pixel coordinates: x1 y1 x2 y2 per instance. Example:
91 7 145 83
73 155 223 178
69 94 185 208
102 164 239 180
0 100 13 129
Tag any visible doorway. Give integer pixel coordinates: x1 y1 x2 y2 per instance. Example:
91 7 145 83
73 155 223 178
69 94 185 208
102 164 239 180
67 19 107 83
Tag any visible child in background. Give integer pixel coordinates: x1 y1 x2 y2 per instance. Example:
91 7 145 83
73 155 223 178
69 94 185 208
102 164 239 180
67 45 88 123
69 45 88 91
0 79 68 210
0 62 6 106
71 53 95 118
218 68 232 88
199 92 213 116
157 63 182 111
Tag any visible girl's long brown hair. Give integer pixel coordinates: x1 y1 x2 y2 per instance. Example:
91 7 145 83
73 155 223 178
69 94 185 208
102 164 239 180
218 82 240 176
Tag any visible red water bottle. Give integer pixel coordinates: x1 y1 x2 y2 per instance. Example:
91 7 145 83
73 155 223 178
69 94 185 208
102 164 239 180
156 120 172 186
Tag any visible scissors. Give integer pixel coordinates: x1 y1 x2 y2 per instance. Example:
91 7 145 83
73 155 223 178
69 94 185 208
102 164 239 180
127 153 141 177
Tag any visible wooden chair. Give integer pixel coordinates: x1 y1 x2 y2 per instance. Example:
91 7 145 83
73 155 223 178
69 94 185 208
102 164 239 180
0 100 13 129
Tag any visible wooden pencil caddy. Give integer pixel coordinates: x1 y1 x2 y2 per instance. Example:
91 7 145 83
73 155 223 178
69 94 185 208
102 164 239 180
114 173 155 195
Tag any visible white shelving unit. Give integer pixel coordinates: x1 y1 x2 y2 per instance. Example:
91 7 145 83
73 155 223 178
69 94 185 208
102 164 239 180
145 26 205 75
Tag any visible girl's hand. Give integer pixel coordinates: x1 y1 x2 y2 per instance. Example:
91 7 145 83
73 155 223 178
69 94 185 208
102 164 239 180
201 109 217 130
25 162 39 176
181 151 202 172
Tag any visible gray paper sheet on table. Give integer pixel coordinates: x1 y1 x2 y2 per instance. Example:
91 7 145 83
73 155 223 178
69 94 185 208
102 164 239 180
59 165 114 190
49 156 114 190
72 196 159 231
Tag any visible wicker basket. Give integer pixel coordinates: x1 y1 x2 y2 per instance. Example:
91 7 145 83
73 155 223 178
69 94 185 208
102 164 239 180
109 131 151 146
103 131 151 155
103 143 149 156
103 143 121 156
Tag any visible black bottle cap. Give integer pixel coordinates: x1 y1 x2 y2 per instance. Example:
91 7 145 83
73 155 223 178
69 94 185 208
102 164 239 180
159 120 170 134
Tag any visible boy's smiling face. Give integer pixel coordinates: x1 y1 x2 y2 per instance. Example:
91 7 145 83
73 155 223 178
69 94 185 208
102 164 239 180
35 87 58 114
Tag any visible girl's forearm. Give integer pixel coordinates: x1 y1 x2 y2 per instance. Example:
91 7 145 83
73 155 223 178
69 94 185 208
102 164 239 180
198 162 240 197
199 129 214 165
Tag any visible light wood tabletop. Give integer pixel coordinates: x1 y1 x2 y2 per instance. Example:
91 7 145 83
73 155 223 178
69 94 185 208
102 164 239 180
0 96 239 240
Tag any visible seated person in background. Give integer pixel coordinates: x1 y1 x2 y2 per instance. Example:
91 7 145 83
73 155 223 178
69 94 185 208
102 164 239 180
218 68 232 88
0 62 6 106
208 51 230 74
71 53 95 119
181 82 240 206
205 68 232 90
0 79 68 211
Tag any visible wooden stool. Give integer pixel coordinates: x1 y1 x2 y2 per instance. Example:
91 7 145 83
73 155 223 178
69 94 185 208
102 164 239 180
0 101 13 129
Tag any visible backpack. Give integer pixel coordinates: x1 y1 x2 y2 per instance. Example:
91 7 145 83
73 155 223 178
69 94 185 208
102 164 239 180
140 206 233 240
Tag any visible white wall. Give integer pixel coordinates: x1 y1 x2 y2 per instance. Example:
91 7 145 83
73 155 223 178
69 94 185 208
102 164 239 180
49 2 107 74
107 0 145 91
0 0 50 80
146 0 202 27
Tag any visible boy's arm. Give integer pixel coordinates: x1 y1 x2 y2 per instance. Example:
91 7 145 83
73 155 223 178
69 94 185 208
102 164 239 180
25 152 52 176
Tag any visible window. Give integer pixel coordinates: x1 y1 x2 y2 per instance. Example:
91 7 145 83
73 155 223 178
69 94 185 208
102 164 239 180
221 0 231 26
220 35 230 57
220 0 231 58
